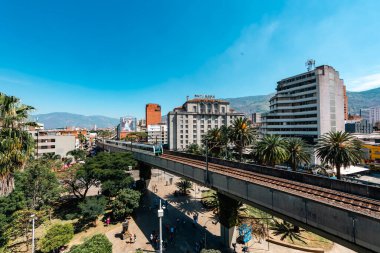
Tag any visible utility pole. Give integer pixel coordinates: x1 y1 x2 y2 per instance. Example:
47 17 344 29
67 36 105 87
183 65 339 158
31 214 36 253
158 199 165 253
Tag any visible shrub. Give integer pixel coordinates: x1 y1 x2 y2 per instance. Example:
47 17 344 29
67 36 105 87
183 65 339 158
69 234 112 253
39 223 74 252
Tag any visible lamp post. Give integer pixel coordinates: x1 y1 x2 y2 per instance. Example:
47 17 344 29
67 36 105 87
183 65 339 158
157 199 165 253
203 219 213 249
205 139 209 184
31 214 36 253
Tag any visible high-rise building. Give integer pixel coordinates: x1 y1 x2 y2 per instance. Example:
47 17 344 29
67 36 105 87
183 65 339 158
146 104 162 126
345 120 373 134
343 85 348 120
260 65 345 143
369 107 380 124
147 124 168 144
168 95 244 150
251 113 262 125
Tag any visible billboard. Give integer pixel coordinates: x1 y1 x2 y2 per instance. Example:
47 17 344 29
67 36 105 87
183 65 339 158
120 116 137 132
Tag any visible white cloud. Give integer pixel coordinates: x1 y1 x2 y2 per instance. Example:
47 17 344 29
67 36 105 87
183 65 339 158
348 73 380 91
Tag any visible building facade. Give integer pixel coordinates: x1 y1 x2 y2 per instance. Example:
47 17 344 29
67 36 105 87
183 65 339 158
147 124 167 144
260 65 345 143
168 96 244 150
343 85 348 120
251 113 262 126
369 107 380 124
345 120 373 134
146 103 162 126
29 130 76 158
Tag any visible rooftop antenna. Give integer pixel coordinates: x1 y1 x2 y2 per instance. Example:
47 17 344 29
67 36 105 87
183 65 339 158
305 59 315 71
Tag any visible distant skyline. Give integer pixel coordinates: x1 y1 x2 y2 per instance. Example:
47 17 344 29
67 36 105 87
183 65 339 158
1 0 380 118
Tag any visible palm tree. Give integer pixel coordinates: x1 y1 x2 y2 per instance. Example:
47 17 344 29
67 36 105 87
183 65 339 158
270 220 306 243
254 135 288 167
229 118 256 161
41 152 61 160
0 93 36 196
285 138 310 171
175 179 193 195
186 143 203 155
315 131 363 179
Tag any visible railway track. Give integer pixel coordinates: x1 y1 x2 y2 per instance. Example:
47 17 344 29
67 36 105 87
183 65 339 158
161 153 380 218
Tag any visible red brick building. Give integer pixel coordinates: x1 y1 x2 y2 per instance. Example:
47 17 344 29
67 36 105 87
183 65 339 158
146 103 161 126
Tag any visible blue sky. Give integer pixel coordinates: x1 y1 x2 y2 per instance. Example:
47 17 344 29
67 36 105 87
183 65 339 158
1 0 380 119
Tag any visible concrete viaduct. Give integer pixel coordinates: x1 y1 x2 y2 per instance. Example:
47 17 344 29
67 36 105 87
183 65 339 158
98 140 380 253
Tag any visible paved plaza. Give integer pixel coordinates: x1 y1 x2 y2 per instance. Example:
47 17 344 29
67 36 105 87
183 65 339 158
104 168 355 253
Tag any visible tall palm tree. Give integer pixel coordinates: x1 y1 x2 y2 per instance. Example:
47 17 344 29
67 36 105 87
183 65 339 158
286 138 310 171
66 149 86 162
0 93 36 196
315 131 363 179
229 117 256 161
254 135 288 167
203 127 224 157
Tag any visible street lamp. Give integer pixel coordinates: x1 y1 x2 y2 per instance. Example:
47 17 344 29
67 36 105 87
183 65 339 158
30 214 36 253
203 219 214 249
157 199 166 253
205 139 209 184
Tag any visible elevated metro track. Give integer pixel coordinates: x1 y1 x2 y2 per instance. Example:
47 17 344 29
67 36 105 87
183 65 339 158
97 140 380 252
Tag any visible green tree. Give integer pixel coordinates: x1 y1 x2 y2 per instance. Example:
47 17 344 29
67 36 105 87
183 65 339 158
186 143 203 155
217 192 241 228
175 179 193 195
41 152 61 161
0 93 36 196
60 164 99 200
87 152 136 197
111 189 141 220
315 131 363 179
68 234 112 253
229 117 256 161
79 197 107 224
254 135 288 167
39 223 74 253
17 161 61 210
285 138 310 171
66 149 87 162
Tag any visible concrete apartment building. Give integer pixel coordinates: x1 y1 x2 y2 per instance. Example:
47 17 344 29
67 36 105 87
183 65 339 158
29 130 76 158
147 124 167 144
146 103 162 126
260 65 345 143
168 95 244 150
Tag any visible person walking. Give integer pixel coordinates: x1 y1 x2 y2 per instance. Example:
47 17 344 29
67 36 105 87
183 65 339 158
133 234 137 243
106 217 111 226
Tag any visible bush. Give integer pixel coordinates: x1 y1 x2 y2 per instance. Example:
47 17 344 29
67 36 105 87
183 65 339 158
39 223 74 252
69 234 112 253
79 197 107 223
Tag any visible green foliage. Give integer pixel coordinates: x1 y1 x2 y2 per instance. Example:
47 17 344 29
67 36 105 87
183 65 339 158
79 197 107 222
186 143 203 155
39 223 74 252
0 93 36 196
217 192 241 228
200 249 222 253
66 149 87 161
270 220 306 243
16 161 61 210
60 164 99 199
254 135 289 167
315 131 363 179
68 234 112 253
111 189 141 220
175 179 192 195
86 152 136 197
285 138 310 171
229 117 257 161
138 162 152 181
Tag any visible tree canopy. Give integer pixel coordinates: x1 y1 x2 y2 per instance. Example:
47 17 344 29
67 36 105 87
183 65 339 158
39 223 74 253
111 189 141 220
68 234 112 253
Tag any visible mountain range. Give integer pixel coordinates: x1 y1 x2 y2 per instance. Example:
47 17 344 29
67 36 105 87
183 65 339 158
226 87 380 115
32 87 380 129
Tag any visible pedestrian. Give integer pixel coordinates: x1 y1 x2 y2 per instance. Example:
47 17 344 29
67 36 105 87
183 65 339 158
106 217 110 226
134 234 137 243
130 235 133 243
150 233 154 243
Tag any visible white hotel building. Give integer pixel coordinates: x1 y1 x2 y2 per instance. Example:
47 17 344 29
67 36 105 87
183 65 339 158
168 96 244 150
260 65 345 143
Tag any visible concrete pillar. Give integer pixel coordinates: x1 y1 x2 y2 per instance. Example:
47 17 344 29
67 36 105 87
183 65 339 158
220 224 238 248
217 192 240 249
138 162 152 189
